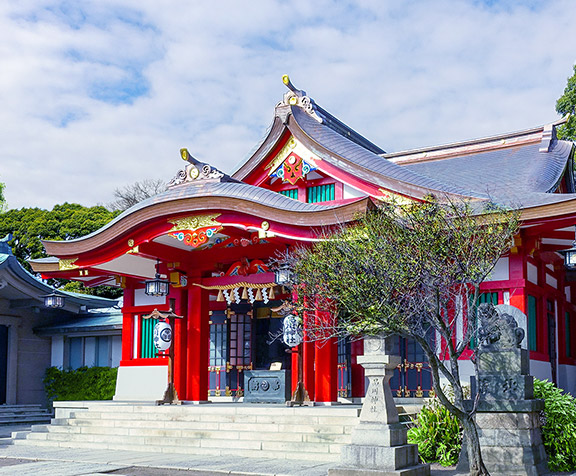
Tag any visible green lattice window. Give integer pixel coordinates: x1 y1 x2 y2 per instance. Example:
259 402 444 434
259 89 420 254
566 311 572 358
279 189 298 200
528 295 538 352
307 183 335 203
141 317 159 358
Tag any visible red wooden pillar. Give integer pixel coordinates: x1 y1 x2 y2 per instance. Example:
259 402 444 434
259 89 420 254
509 252 527 314
171 289 188 400
121 288 134 361
291 347 299 392
314 336 338 403
186 284 209 402
303 339 315 400
313 310 338 403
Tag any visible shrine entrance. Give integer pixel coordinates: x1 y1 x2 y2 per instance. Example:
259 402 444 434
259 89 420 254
390 337 432 398
208 301 291 397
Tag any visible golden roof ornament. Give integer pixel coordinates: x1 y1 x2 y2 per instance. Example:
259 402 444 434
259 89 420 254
167 148 239 188
278 74 323 124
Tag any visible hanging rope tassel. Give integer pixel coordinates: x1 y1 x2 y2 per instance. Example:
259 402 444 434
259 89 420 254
216 289 225 302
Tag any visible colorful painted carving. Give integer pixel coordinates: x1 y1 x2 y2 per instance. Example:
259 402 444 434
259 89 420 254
225 258 269 277
167 214 224 248
170 226 222 248
270 152 315 184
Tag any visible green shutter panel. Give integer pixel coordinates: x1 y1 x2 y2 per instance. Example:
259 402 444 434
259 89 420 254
279 189 298 200
307 184 335 203
141 317 159 358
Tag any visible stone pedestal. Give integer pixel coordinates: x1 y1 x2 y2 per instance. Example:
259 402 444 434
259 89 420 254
329 336 429 476
457 304 548 475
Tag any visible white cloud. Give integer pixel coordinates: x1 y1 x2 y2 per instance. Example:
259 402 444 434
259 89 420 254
0 0 575 210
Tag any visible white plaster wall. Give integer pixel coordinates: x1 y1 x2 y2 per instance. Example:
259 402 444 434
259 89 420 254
527 262 538 285
50 336 64 368
557 364 576 396
486 257 509 282
114 365 168 401
530 360 552 382
134 289 166 307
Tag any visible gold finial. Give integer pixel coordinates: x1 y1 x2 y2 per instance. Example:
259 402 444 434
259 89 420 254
180 148 189 161
282 74 297 92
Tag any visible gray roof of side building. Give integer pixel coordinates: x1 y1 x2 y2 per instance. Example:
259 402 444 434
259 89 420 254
0 235 118 310
35 311 122 335
402 139 576 208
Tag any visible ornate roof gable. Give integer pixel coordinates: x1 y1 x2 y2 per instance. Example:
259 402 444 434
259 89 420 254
168 148 240 188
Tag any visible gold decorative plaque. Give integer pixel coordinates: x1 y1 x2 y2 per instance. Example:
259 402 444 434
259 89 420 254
59 258 79 271
168 214 222 233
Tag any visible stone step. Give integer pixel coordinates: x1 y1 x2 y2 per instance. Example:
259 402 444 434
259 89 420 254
16 431 343 459
67 411 360 427
11 437 343 462
18 402 363 461
36 421 353 443
0 415 52 426
61 417 355 436
0 404 46 412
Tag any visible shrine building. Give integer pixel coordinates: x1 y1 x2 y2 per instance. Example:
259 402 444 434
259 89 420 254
31 76 576 401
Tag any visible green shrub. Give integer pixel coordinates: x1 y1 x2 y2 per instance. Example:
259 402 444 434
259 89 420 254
534 378 576 472
407 397 463 466
44 366 118 404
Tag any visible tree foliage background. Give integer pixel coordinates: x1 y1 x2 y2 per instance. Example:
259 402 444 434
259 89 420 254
0 203 121 297
289 198 519 475
556 64 576 141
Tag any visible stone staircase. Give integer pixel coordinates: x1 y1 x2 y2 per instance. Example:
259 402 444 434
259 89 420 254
10 401 363 462
0 404 52 426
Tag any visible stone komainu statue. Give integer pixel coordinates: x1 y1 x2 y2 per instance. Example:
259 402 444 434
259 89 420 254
477 302 525 350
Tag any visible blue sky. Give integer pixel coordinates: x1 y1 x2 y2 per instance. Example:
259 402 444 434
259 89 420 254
1 0 575 209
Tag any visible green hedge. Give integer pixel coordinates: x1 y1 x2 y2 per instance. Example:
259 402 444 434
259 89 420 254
44 366 118 403
534 378 576 472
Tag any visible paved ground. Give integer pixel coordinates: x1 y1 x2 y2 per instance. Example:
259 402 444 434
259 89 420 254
0 427 574 475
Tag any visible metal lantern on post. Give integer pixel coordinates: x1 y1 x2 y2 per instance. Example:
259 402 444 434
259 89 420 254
143 304 183 405
145 259 170 297
274 260 294 288
272 300 312 407
43 291 65 309
560 226 576 270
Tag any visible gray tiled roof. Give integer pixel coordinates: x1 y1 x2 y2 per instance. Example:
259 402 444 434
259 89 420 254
55 180 350 244
291 107 488 199
404 140 575 207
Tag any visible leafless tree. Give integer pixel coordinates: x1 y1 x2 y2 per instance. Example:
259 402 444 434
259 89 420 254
108 179 166 211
